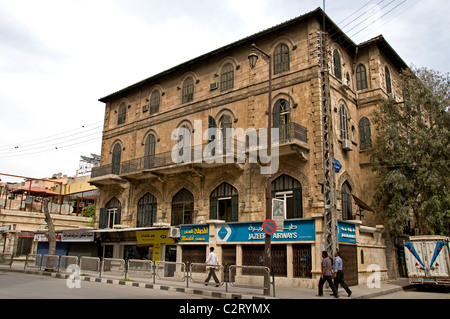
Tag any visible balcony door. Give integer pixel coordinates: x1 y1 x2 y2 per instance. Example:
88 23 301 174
273 99 290 141
112 143 122 175
144 134 156 168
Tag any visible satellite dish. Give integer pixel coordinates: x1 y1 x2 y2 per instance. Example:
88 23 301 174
25 197 33 205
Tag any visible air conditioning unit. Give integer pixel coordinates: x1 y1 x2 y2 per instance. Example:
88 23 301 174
342 78 350 88
169 226 180 238
210 82 219 91
342 139 353 151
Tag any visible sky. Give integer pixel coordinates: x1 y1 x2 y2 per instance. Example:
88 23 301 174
0 0 448 183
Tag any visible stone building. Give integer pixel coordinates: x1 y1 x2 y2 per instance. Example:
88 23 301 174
90 8 407 287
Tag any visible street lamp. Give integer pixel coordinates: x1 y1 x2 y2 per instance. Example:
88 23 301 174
248 43 272 296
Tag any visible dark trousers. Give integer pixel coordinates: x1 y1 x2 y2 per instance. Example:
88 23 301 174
205 267 219 284
334 270 352 294
318 275 338 296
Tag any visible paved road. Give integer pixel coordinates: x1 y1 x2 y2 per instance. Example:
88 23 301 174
0 271 209 299
373 286 450 299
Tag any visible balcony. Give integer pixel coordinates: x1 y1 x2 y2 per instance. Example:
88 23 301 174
90 122 308 184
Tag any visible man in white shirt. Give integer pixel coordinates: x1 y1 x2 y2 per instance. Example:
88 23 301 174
205 246 220 287
333 250 352 297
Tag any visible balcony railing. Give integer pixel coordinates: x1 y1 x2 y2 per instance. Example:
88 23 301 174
91 122 308 179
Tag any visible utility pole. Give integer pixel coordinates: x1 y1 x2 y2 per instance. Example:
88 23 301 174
318 2 338 257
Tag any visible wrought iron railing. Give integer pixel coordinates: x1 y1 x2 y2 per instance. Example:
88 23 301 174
91 122 307 179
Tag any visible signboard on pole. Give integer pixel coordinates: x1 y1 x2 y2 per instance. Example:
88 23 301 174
272 198 285 231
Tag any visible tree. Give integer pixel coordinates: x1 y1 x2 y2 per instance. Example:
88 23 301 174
368 66 450 237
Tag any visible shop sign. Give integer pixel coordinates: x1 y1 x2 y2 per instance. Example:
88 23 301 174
179 225 209 243
217 219 315 243
135 230 175 245
34 233 62 242
338 221 357 243
61 230 94 242
135 229 175 262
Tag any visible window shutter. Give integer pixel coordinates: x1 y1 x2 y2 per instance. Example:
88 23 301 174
231 194 238 222
99 208 108 229
293 187 303 218
209 197 217 220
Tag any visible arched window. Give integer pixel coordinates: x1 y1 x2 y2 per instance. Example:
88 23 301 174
171 188 194 226
339 104 349 140
271 174 302 219
182 77 194 104
117 102 127 125
273 99 290 140
333 49 342 80
112 143 122 175
358 117 372 150
149 90 160 114
177 124 190 158
220 63 234 91
144 134 156 168
137 193 157 227
274 43 290 75
99 197 121 229
385 66 392 94
210 182 238 222
356 64 367 90
341 182 353 220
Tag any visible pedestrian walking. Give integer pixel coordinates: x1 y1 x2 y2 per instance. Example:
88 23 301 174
205 246 220 287
333 250 352 297
317 250 339 298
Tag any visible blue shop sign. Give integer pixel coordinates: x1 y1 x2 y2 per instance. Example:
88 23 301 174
217 219 315 243
338 221 356 243
180 225 209 243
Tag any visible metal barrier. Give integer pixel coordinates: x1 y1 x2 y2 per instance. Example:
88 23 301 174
189 263 224 286
229 265 271 289
102 258 126 278
79 256 101 277
126 259 153 280
24 254 43 271
155 261 187 285
42 255 60 271
0 253 13 267
59 256 79 273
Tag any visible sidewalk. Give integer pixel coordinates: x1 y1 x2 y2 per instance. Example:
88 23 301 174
1 262 412 299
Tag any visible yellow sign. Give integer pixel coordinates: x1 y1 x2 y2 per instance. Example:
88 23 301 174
135 230 175 262
136 229 175 245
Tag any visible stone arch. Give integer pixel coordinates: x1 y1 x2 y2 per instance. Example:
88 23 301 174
336 170 355 199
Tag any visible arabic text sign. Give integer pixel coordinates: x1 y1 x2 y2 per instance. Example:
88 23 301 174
338 221 357 243
217 219 315 243
180 225 209 243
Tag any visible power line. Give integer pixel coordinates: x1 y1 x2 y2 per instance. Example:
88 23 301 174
0 121 103 150
0 136 101 160
0 127 103 155
349 0 407 38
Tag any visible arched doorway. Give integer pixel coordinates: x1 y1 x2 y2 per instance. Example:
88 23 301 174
171 188 194 226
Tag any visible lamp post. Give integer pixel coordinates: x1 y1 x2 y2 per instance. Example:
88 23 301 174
248 43 272 296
